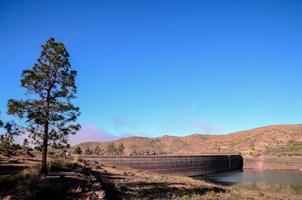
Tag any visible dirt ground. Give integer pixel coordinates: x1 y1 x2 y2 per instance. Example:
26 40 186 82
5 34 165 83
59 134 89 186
90 164 302 200
1 154 301 200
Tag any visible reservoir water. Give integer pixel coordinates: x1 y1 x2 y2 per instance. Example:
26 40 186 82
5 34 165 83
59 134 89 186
197 169 302 195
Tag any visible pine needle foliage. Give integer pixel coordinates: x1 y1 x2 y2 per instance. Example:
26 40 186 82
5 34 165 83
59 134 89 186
7 37 81 174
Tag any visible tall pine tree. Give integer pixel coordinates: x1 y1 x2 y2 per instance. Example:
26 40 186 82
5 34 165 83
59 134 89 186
8 38 80 174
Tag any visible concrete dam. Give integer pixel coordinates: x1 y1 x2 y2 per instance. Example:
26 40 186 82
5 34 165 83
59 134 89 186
82 155 243 177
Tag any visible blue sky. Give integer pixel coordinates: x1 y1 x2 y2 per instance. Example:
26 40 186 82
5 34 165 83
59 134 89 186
0 0 302 141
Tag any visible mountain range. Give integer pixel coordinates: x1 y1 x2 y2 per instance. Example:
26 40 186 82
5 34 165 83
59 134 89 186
75 124 302 158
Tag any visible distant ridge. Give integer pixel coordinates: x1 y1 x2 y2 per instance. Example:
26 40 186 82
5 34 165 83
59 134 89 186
74 124 302 157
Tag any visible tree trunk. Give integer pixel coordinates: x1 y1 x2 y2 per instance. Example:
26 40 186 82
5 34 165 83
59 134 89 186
41 120 49 175
41 89 50 175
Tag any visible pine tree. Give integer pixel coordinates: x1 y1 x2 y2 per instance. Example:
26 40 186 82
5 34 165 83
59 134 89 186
117 143 125 155
0 135 13 157
84 147 92 155
94 145 101 155
7 38 80 174
74 146 82 155
106 143 116 155
23 138 29 150
0 121 18 157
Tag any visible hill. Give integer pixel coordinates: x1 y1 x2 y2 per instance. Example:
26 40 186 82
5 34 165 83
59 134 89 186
74 124 302 158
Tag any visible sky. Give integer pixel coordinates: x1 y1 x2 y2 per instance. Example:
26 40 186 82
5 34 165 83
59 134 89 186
0 0 302 143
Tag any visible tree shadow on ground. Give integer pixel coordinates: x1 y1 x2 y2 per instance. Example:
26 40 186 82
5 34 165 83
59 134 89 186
0 164 105 200
92 170 226 200
0 164 27 176
0 172 88 200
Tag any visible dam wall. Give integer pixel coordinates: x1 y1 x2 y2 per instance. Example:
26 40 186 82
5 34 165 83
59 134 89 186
82 155 243 176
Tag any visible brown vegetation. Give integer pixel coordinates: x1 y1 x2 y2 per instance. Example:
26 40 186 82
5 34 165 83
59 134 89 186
75 124 302 158
89 163 301 200
1 153 301 200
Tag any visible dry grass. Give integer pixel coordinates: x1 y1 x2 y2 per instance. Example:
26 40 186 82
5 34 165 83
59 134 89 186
1 156 301 200
0 158 103 200
90 164 226 200
88 164 301 200
0 164 41 199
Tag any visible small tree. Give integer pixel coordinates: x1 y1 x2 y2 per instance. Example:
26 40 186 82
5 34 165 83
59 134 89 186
94 145 101 155
84 147 92 155
106 143 116 155
23 139 29 149
7 38 80 174
0 121 18 157
74 146 82 155
0 134 13 157
117 143 125 155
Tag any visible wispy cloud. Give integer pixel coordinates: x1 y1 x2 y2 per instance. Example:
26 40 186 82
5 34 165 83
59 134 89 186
13 119 219 146
13 124 118 146
194 120 218 134
68 124 117 146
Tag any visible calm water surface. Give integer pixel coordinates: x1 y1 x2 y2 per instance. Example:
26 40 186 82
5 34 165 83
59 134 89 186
200 169 302 185
197 169 302 194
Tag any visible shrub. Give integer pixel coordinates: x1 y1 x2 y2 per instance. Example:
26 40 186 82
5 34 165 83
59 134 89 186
48 158 76 172
74 146 82 155
84 147 93 155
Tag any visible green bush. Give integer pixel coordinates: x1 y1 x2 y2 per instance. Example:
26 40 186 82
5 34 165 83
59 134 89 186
281 140 302 153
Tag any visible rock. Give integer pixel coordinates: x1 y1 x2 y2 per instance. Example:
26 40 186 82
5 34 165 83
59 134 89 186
76 186 82 193
94 191 105 199
3 195 18 200
91 182 101 190
87 191 105 200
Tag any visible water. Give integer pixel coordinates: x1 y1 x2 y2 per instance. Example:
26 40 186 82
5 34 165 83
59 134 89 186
196 169 302 194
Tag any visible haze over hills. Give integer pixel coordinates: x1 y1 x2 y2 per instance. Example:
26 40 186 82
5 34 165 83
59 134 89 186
75 124 302 158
